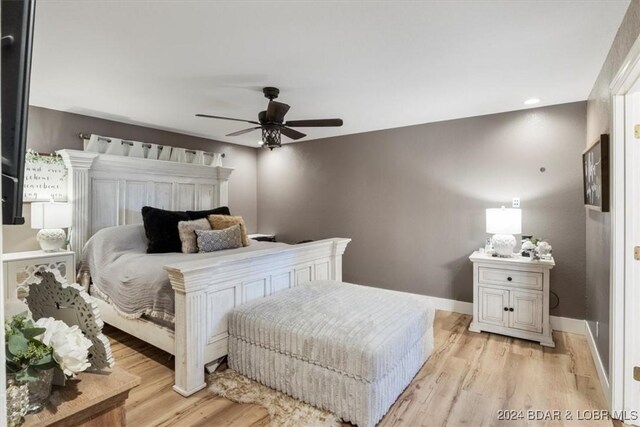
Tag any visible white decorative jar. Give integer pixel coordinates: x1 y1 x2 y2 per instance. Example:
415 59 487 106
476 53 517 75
491 233 517 257
36 229 67 252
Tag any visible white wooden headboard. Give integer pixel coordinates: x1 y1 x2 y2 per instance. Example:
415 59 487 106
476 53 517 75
57 149 234 260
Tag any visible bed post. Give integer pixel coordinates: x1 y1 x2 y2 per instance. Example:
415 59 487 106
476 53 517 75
58 150 98 261
214 167 233 206
332 238 350 281
167 270 207 396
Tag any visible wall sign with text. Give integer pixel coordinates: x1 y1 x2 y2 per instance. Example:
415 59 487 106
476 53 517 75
23 151 68 202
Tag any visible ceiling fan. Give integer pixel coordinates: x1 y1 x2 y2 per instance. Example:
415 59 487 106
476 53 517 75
196 87 343 150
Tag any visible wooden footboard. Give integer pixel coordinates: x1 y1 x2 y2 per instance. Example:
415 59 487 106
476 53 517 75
164 238 351 396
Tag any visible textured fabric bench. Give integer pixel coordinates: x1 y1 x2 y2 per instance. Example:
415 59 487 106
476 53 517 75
228 280 435 427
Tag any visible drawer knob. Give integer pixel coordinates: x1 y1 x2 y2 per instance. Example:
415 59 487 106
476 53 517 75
509 307 514 312
503 307 508 311
507 276 513 282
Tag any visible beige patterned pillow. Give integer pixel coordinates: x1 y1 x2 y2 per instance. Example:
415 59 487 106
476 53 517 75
207 215 250 247
178 218 211 253
195 225 243 252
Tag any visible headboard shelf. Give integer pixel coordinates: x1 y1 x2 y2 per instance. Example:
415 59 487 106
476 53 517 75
57 149 234 260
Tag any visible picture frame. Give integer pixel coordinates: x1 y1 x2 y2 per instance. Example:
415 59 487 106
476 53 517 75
582 134 609 212
23 150 68 202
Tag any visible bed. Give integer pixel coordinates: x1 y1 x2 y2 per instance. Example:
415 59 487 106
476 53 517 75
229 280 435 427
57 149 351 396
84 223 289 325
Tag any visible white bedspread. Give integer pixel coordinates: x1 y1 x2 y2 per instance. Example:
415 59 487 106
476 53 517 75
83 224 286 322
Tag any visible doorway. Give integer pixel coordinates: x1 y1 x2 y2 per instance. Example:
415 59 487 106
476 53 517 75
610 34 640 426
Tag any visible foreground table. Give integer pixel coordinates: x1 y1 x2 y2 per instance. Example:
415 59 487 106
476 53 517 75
23 367 140 427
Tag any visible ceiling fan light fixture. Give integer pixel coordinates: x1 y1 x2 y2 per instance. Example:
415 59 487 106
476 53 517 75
261 127 281 150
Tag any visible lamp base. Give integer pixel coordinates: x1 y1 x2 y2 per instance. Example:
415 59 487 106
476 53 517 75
36 229 67 252
491 234 516 257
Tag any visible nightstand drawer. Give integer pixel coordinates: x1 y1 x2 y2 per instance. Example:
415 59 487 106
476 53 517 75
478 267 542 290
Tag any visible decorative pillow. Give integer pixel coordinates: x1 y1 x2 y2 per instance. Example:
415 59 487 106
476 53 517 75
207 215 250 247
141 206 189 253
178 218 211 253
196 225 243 253
186 206 231 220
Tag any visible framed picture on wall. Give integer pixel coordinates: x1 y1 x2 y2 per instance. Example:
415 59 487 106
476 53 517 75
582 134 609 212
23 150 68 202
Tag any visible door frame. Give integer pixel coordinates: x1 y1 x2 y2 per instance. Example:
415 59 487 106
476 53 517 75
609 32 640 423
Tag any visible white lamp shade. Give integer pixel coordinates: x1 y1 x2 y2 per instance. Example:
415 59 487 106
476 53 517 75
486 208 522 235
31 202 72 229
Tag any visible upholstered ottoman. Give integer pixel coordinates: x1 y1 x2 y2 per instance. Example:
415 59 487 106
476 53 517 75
228 280 434 427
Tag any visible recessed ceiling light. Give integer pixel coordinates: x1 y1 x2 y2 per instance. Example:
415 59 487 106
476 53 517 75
524 98 541 105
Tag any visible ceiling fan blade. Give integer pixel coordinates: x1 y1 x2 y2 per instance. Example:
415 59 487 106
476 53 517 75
279 126 306 140
226 127 261 137
266 101 290 123
196 114 260 125
284 118 343 127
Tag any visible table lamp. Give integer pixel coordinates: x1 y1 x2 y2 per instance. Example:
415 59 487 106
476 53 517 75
31 202 72 252
486 207 521 257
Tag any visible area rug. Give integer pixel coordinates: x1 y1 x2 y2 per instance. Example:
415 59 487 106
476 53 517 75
209 369 341 427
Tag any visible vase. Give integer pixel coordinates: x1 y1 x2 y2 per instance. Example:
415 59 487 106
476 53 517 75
26 369 54 414
6 374 29 426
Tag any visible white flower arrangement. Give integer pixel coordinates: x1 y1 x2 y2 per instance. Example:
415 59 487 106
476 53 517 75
536 241 553 259
520 237 552 260
521 240 536 252
34 317 93 377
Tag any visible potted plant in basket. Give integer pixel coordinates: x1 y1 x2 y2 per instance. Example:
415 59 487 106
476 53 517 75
5 313 93 424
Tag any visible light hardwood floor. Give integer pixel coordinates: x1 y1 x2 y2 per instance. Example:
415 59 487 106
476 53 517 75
107 310 616 427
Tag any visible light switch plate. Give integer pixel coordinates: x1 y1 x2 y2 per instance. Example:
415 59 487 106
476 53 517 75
512 198 520 208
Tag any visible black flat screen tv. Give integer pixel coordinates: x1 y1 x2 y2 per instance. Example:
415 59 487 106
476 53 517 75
2 0 36 225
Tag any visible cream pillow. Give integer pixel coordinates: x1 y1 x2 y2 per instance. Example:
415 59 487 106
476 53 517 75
207 215 250 247
177 218 211 253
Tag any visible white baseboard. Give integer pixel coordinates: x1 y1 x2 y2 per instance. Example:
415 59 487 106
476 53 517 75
585 320 610 404
428 296 584 335
428 296 473 315
549 315 585 335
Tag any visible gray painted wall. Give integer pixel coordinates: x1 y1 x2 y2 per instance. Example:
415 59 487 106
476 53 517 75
257 102 587 319
2 106 258 252
585 0 640 377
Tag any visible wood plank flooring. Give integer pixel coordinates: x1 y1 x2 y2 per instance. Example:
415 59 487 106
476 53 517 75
107 311 615 427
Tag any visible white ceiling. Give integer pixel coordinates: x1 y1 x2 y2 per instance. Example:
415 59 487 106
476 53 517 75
30 1 629 147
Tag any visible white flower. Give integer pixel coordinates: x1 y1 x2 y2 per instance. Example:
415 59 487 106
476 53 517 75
521 240 536 252
536 241 552 256
34 317 93 377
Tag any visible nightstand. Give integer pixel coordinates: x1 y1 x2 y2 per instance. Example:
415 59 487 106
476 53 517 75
468 251 555 347
248 233 277 242
2 250 76 317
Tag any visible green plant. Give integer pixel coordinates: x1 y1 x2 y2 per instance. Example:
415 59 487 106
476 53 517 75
526 236 543 245
5 314 55 382
25 149 68 177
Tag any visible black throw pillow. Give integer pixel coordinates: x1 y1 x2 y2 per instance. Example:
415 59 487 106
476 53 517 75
186 206 231 220
141 206 189 253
